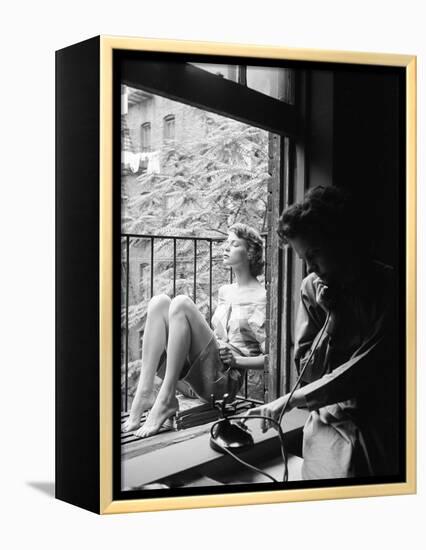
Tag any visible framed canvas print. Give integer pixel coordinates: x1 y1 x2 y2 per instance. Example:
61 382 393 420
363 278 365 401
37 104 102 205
55 36 416 514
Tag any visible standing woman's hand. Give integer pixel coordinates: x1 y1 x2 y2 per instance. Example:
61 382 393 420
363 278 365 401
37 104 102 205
315 278 353 342
242 394 293 433
315 278 338 313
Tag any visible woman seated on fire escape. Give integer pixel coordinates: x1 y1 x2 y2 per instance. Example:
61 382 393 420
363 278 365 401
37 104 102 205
123 222 267 438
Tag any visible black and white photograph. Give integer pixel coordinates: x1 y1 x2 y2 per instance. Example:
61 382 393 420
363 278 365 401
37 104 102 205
5 0 425 543
116 51 407 496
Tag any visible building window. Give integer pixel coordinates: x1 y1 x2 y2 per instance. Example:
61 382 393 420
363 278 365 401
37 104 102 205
163 114 175 141
141 122 151 152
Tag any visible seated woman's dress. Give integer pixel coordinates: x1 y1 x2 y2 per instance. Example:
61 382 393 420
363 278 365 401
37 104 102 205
173 284 266 403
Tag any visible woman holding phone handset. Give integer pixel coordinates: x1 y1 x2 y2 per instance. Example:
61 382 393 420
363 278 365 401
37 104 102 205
123 223 267 439
245 186 399 480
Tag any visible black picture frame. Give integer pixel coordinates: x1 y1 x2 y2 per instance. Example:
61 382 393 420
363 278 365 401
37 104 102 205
56 36 416 514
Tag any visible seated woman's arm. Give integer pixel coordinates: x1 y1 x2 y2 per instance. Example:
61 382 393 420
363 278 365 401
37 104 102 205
234 354 266 371
219 346 266 371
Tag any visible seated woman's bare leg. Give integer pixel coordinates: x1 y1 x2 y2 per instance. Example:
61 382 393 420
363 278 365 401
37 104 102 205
136 295 215 438
123 295 171 432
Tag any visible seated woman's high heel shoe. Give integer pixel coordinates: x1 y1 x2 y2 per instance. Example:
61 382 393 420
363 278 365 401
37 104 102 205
134 407 179 439
161 414 177 430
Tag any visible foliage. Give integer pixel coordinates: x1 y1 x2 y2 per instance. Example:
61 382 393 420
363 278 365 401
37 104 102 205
122 112 270 237
121 109 269 404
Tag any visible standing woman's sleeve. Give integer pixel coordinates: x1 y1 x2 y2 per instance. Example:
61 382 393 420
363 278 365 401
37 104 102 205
294 275 331 383
295 266 397 409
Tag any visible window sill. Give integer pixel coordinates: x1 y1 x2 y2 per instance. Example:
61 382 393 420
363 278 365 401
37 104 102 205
122 408 308 490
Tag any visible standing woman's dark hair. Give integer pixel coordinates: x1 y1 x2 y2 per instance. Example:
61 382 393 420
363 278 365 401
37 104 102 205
277 185 368 258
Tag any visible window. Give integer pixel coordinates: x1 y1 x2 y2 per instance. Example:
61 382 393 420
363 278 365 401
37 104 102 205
116 61 314 496
246 66 295 104
121 64 300 407
190 63 239 83
163 114 175 141
140 122 151 152
191 62 294 104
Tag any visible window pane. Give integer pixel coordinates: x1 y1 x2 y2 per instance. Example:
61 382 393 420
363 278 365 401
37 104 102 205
247 66 295 104
189 62 239 83
122 88 275 403
189 63 295 104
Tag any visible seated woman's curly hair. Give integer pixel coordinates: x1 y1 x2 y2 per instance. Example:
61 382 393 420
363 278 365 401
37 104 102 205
277 185 361 249
229 223 264 277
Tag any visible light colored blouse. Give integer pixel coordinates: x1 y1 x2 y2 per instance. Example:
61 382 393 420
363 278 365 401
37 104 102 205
211 283 266 357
